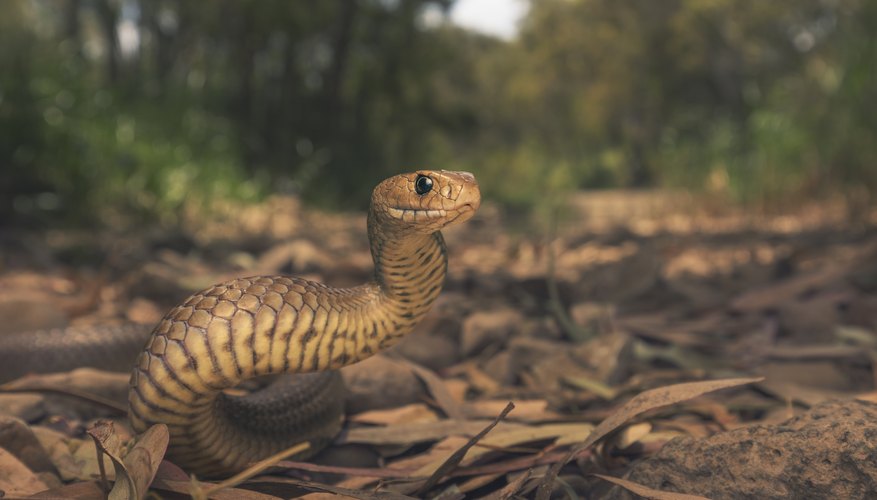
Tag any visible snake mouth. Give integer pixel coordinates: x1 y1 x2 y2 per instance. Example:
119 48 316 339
387 207 448 221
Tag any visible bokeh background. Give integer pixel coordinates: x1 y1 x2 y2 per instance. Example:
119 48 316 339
1 0 875 226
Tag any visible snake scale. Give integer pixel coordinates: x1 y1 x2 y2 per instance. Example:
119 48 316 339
0 170 480 477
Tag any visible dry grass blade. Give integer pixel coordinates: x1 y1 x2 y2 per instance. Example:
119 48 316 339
535 377 763 500
413 401 515 496
201 441 310 496
592 474 711 500
87 421 169 500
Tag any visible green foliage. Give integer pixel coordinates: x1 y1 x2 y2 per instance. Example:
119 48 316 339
1 0 875 226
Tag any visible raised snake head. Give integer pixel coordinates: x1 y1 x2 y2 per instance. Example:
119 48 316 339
371 170 481 234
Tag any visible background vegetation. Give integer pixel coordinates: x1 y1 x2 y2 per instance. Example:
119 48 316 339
1 0 875 226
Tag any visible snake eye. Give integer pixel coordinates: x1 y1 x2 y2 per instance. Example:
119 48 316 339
414 175 433 195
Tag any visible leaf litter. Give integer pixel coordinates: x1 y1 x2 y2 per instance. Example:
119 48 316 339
1 193 876 498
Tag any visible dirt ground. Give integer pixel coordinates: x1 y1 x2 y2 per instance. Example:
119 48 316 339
1 191 877 499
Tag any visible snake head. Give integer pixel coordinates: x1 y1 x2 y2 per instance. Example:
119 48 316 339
372 170 481 234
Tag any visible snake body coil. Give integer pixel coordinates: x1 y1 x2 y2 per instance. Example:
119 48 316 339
128 170 480 476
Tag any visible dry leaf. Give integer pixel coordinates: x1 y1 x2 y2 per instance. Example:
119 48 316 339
412 424 594 477
462 399 564 422
535 377 763 500
342 419 528 445
349 403 439 425
463 364 502 393
394 358 465 419
481 469 533 500
87 421 168 500
31 426 115 483
593 474 711 500
0 447 48 496
152 478 283 499
455 472 503 493
758 380 850 407
615 422 653 449
730 264 848 313
241 477 416 499
443 378 470 403
563 375 618 399
408 422 593 479
412 402 515 495
27 479 107 499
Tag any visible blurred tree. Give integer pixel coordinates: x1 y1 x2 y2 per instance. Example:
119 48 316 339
0 0 874 226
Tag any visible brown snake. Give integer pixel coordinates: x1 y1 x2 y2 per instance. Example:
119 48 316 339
124 170 480 476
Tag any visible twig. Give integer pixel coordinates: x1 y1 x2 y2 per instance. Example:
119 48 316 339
413 401 515 496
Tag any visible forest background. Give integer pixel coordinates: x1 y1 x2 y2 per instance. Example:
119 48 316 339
1 0 875 226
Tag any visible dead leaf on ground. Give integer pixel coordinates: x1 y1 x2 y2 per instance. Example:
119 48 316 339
412 402 515 496
481 469 532 500
349 403 439 425
27 479 107 499
730 264 849 313
593 473 711 500
341 419 528 446
245 477 416 500
394 358 465 419
152 478 283 499
0 447 49 497
87 421 168 500
461 399 564 422
535 377 763 500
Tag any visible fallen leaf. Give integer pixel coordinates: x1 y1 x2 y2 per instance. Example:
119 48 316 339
394 358 465 419
33 427 114 483
407 421 593 482
455 472 503 494
562 375 619 399
481 469 532 500
242 477 416 499
462 399 564 422
443 378 470 403
463 364 501 393
0 414 56 474
412 402 515 495
535 377 763 500
763 344 869 361
87 421 168 500
274 460 415 479
342 419 528 446
593 474 710 500
152 478 282 499
27 479 106 499
2 368 129 414
757 380 850 407
0 447 49 497
614 422 653 449
349 403 439 425
730 264 848 313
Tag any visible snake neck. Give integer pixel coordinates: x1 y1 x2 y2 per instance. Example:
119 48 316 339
367 211 447 345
